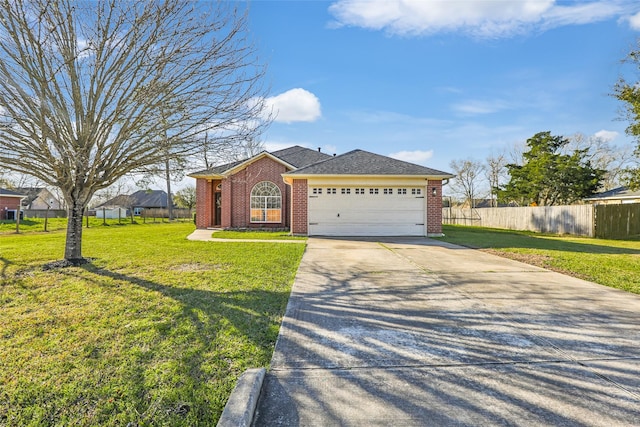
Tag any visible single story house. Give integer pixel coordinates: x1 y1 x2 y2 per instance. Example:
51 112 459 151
190 146 454 236
14 187 66 218
97 190 171 216
584 186 640 205
15 187 63 210
0 188 27 220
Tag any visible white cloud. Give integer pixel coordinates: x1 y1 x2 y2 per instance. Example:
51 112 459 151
389 149 434 165
628 11 640 30
265 88 321 124
328 0 635 38
593 129 619 142
451 99 510 115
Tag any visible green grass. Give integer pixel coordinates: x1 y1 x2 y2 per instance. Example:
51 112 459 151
0 216 190 235
438 225 640 295
0 222 305 426
212 230 306 240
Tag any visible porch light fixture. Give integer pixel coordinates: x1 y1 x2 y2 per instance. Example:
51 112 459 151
432 187 437 197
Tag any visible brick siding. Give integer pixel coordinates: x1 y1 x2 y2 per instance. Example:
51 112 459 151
290 179 308 235
193 156 291 229
426 179 443 235
195 178 213 228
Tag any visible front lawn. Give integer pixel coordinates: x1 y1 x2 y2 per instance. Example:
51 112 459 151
0 222 305 425
438 225 640 295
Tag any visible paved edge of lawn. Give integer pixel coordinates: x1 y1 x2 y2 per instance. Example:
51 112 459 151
186 229 306 243
216 368 266 427
188 227 303 425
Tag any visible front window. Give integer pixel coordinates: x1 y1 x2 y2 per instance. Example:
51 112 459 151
250 181 281 223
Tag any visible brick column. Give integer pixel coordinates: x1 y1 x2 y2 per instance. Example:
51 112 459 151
221 178 232 228
291 179 308 235
195 178 213 228
426 179 443 236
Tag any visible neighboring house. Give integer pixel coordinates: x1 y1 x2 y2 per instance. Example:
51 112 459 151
584 186 640 205
190 146 454 236
0 188 27 220
15 187 63 210
97 190 171 215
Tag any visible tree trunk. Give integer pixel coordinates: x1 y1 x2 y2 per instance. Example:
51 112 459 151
64 201 86 263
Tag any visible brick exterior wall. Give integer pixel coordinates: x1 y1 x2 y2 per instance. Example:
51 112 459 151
195 178 213 228
426 179 443 235
221 176 232 228
192 156 291 230
290 179 308 235
0 196 22 220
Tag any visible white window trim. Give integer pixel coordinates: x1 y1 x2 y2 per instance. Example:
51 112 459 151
250 181 282 223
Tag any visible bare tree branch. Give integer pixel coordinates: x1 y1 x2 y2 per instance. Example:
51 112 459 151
0 0 270 261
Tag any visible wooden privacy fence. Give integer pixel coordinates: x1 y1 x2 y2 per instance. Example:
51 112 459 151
142 208 193 221
594 204 640 239
23 209 67 218
443 205 595 237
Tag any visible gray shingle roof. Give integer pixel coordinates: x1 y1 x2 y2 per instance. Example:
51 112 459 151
189 145 330 177
193 159 245 176
584 186 640 200
97 190 170 209
286 149 454 177
270 146 332 168
0 188 26 197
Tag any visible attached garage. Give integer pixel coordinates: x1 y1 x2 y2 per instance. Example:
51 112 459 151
283 150 454 237
307 185 426 236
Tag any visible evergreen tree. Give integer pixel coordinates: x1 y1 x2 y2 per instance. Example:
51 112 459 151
499 132 604 206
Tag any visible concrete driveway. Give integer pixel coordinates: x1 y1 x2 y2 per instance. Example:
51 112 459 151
253 237 640 426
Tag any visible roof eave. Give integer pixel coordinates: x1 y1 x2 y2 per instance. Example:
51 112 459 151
585 195 640 201
281 173 456 180
188 172 225 180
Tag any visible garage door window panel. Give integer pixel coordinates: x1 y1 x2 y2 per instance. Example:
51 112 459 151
250 181 281 223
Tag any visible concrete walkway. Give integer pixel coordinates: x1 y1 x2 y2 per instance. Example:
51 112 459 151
253 237 640 426
186 229 305 244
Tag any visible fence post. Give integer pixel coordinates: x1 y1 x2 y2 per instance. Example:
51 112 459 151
44 206 50 232
15 203 21 234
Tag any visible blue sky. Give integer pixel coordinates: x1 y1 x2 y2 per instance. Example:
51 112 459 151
247 0 640 173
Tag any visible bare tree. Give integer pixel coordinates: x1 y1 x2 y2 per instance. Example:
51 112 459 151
174 186 196 218
485 152 507 207
0 0 269 263
449 159 485 208
198 133 265 170
566 133 635 191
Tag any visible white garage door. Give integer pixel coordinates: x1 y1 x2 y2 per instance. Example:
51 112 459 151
308 186 425 236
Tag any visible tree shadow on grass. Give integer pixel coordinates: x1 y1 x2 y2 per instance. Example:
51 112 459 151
55 263 292 424
0 256 12 279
